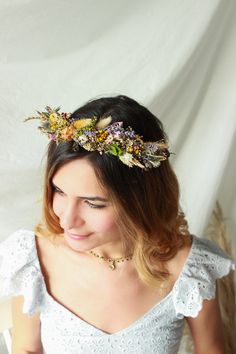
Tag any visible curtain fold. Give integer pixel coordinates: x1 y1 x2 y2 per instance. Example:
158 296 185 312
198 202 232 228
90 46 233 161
0 0 235 251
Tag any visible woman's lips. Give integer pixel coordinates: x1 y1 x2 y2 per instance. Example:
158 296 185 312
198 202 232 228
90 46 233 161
67 232 90 240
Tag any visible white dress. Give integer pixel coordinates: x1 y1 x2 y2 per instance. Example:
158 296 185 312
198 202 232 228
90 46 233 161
0 229 235 354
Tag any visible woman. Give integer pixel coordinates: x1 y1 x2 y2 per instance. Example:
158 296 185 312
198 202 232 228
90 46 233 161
0 95 234 354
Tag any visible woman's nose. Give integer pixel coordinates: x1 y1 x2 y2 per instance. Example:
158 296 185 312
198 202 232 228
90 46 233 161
60 202 84 230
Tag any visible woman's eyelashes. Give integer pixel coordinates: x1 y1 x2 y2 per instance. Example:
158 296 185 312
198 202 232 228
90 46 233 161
84 201 105 209
53 186 64 196
52 185 105 209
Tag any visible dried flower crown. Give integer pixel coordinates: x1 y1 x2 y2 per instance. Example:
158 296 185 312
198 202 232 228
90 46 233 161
24 106 171 169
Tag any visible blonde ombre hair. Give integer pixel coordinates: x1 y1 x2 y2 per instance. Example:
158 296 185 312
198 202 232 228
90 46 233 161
35 95 191 288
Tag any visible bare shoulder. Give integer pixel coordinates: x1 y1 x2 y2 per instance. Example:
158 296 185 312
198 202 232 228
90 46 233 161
167 235 193 280
35 234 58 273
35 233 57 256
36 235 67 300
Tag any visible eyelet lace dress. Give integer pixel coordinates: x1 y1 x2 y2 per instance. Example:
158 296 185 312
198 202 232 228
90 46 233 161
0 230 235 354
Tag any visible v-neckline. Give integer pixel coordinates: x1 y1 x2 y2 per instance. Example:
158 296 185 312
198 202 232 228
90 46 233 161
32 232 195 336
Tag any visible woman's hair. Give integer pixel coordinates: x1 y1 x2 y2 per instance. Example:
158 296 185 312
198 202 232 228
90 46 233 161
35 95 190 288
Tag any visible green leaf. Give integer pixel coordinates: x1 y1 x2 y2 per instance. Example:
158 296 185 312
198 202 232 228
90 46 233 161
108 144 122 156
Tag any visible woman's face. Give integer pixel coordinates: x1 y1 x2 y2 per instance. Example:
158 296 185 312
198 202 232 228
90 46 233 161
52 158 123 258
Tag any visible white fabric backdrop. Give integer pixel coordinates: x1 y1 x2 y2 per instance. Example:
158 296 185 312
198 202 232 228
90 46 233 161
0 0 236 352
0 0 235 252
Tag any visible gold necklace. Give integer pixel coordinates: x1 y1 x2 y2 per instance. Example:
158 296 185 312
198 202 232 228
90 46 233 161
89 250 133 270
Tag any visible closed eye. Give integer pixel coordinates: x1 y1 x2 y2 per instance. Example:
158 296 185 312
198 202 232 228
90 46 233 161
52 185 64 195
84 201 105 209
52 184 105 209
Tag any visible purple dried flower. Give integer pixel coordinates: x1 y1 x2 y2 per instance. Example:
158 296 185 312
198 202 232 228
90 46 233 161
49 133 56 141
84 130 96 136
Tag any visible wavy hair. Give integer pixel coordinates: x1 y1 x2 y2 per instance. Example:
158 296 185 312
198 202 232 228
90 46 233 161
35 95 190 288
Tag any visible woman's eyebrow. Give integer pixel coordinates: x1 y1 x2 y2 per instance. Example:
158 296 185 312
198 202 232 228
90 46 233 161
51 181 109 202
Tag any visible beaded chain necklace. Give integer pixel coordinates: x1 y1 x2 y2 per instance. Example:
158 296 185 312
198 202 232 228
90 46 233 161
89 250 133 270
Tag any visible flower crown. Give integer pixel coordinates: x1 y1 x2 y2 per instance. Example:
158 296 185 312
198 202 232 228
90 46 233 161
24 106 171 169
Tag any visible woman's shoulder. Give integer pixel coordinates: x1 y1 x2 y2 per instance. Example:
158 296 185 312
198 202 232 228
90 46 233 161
0 229 36 275
171 234 235 319
0 228 35 244
0 228 58 265
168 233 235 278
0 229 47 314
167 234 193 281
187 234 235 271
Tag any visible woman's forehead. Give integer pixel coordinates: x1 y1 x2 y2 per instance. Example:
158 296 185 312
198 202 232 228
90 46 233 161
52 159 107 198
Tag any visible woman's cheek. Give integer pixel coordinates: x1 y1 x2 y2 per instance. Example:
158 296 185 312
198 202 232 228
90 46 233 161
89 211 118 233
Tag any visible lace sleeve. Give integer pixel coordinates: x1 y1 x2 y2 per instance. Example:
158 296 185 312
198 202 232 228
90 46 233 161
172 235 235 319
0 229 46 315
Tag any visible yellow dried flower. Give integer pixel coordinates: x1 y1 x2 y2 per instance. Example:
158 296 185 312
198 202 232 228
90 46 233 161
97 131 109 142
49 113 58 124
73 119 93 130
60 126 74 140
24 106 171 170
